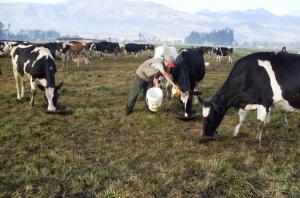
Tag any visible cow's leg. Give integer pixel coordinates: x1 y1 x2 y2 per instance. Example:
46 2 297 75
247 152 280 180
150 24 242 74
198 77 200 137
61 53 66 68
14 73 21 100
228 55 233 63
234 108 247 136
30 78 37 107
180 92 190 117
67 52 71 71
20 77 25 98
256 105 269 142
76 55 80 68
283 113 289 125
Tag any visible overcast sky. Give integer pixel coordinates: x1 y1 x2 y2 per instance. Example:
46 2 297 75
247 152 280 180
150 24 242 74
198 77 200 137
1 0 299 16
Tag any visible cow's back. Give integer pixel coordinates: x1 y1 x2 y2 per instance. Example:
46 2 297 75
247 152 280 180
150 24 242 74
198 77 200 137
172 48 205 92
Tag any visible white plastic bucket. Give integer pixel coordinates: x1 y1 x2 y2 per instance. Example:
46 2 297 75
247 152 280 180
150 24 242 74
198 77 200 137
146 87 163 112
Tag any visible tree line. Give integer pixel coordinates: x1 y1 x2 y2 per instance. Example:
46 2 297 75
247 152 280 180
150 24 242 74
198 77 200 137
185 27 235 45
0 22 60 41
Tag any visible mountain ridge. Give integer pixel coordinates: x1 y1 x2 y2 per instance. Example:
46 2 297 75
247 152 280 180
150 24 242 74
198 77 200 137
0 0 299 42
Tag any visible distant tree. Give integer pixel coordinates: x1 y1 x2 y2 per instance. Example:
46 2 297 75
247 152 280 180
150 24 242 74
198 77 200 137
0 22 5 39
46 30 60 41
185 27 235 45
0 21 61 41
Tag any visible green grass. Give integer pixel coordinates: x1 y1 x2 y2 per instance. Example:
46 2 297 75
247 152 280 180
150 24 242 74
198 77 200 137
0 50 299 197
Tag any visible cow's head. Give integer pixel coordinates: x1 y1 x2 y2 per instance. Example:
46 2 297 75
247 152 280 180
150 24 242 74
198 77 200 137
198 95 226 137
55 42 65 53
38 82 63 111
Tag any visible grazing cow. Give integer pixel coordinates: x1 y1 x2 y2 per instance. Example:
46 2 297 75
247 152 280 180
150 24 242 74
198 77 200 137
214 47 233 63
90 41 121 60
171 48 206 117
10 45 63 111
199 52 300 142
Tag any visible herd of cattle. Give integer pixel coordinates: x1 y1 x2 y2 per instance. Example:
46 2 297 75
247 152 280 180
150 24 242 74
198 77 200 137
0 39 299 142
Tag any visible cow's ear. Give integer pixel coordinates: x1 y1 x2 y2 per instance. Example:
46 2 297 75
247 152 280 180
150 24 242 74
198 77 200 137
37 84 45 91
56 82 63 90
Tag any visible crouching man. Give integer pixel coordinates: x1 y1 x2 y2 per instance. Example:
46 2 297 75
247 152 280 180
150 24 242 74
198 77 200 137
124 56 178 116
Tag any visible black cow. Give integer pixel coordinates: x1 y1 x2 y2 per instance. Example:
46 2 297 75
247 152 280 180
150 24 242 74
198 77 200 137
171 48 206 117
198 46 213 56
10 45 63 111
146 44 155 51
125 43 145 57
90 41 121 60
214 47 233 63
0 65 2 76
199 52 300 141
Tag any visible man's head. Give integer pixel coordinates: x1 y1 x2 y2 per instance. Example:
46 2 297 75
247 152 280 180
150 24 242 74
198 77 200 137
282 46 287 52
163 56 175 68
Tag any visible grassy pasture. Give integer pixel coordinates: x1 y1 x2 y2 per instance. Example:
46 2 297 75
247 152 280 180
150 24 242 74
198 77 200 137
0 48 299 197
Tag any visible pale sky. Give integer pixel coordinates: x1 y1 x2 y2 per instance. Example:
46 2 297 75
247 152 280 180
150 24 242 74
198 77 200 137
1 0 299 16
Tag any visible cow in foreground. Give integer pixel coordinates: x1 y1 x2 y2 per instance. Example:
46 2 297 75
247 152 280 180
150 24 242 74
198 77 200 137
171 48 205 117
199 52 300 142
11 45 63 111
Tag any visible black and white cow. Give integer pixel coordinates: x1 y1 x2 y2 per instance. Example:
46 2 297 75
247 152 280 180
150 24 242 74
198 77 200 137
36 42 65 59
199 52 300 141
10 45 63 111
171 48 206 117
0 40 30 56
90 41 121 60
214 47 233 63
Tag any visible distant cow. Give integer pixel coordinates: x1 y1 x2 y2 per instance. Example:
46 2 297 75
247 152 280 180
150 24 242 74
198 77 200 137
146 44 155 52
10 45 63 111
90 41 121 60
198 46 213 56
214 47 233 63
171 48 206 117
125 43 146 57
36 42 65 59
199 52 300 142
0 40 30 56
61 42 89 69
